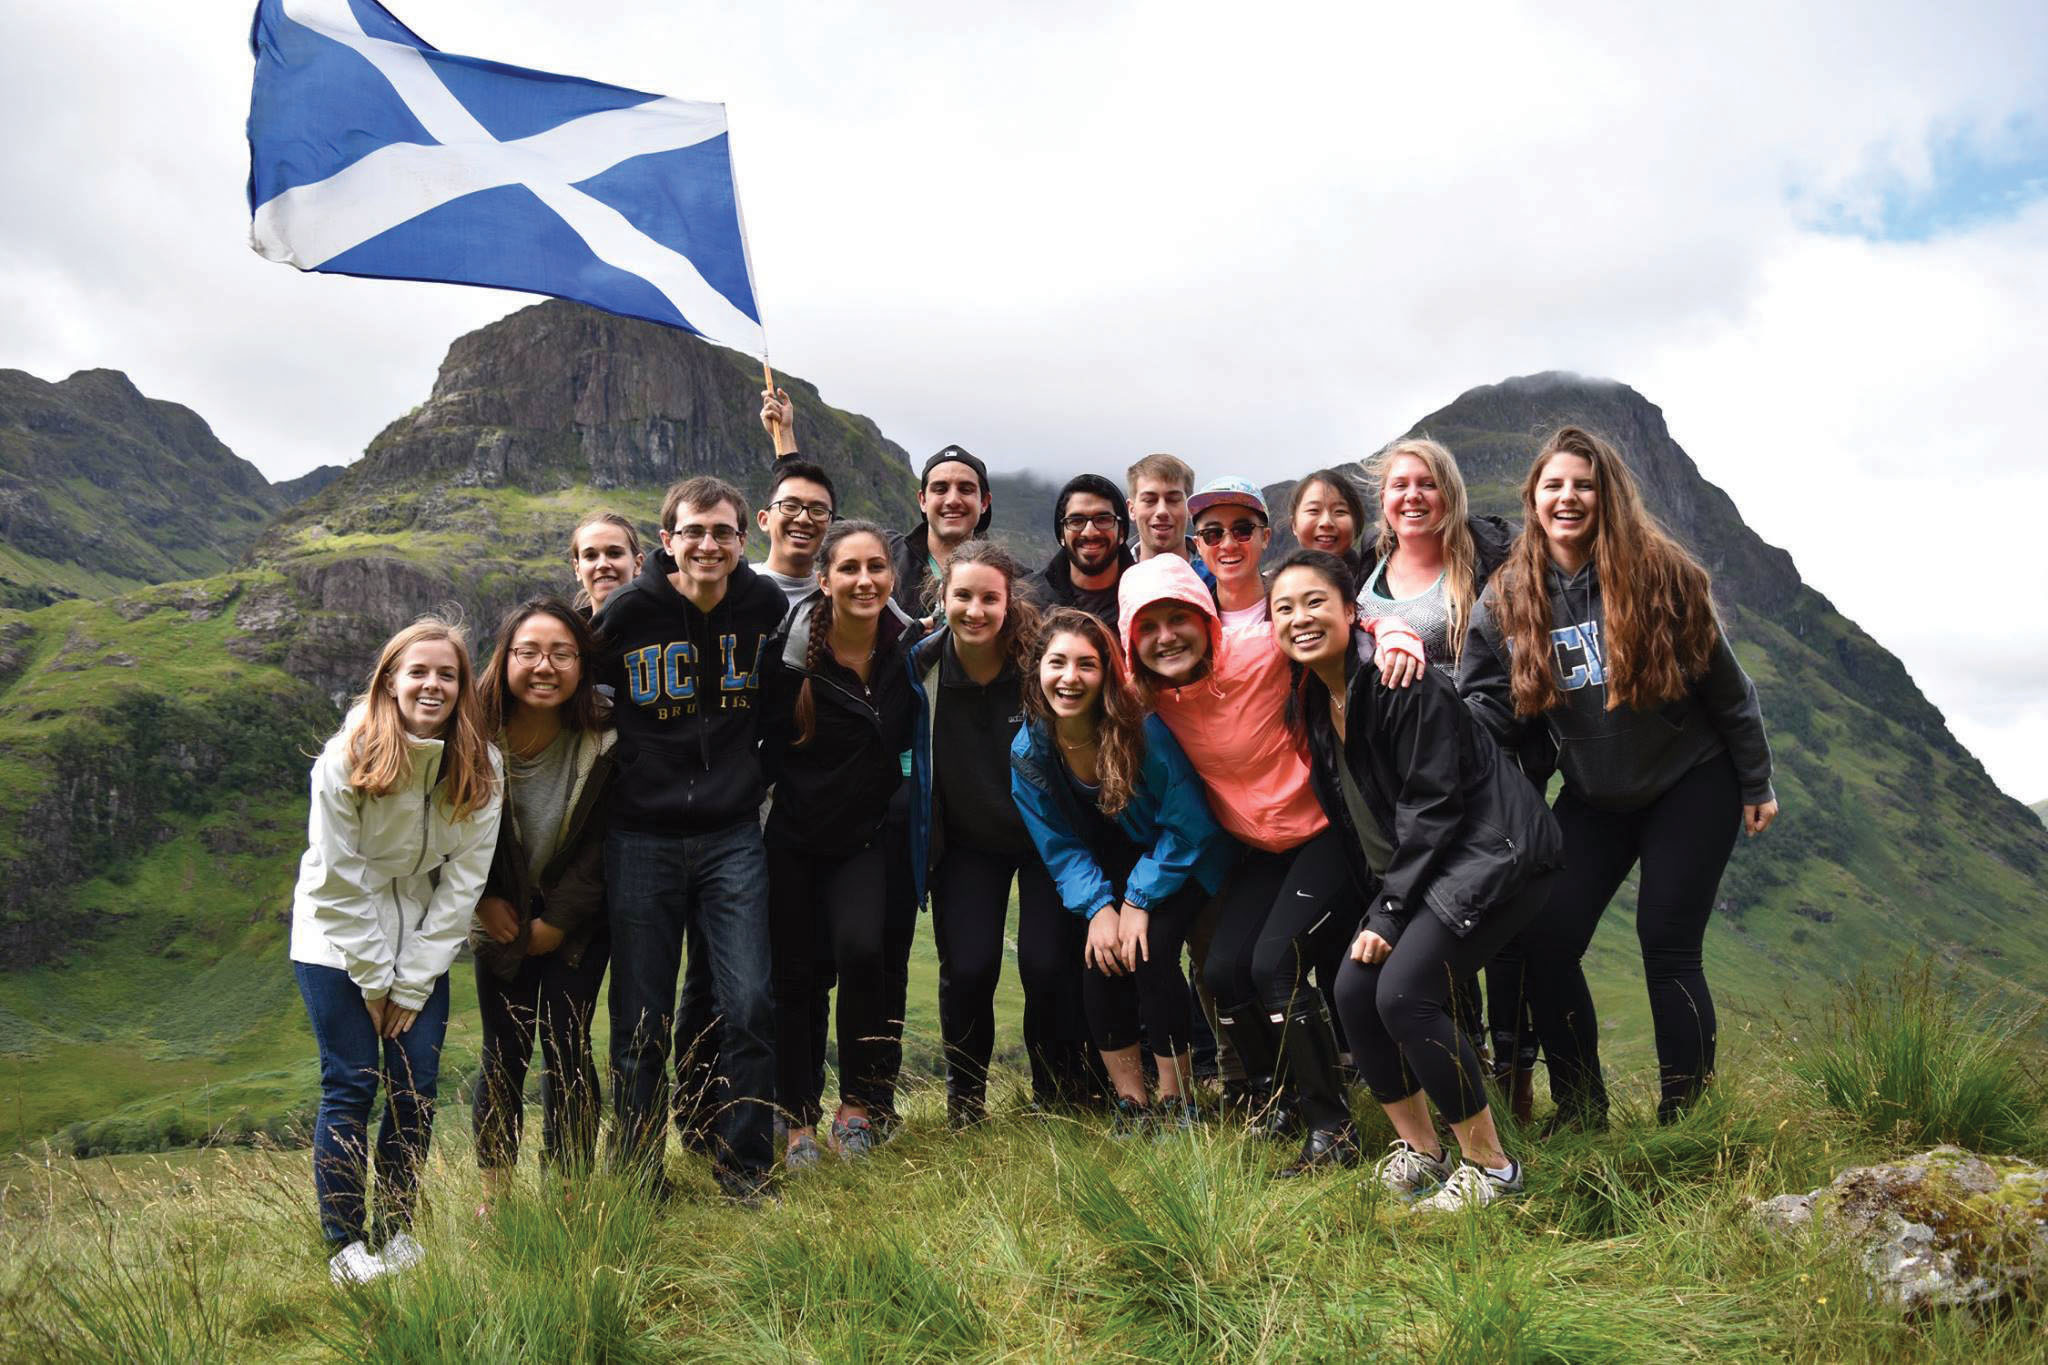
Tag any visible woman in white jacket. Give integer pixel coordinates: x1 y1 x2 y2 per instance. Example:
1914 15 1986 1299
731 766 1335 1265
290 617 502 1286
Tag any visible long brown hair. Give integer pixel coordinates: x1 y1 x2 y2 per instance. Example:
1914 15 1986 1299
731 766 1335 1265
1020 608 1145 817
938 539 1043 670
476 598 606 738
1364 437 1480 664
793 520 895 747
346 617 497 820
1491 426 1718 716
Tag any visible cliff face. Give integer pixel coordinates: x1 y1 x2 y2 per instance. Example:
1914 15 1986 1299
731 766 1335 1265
0 369 283 607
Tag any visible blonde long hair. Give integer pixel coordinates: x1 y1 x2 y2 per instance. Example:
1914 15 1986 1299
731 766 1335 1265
1490 427 1718 716
1364 437 1479 663
346 617 498 820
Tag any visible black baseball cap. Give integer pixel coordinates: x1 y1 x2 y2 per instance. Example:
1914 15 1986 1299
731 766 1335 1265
921 445 994 533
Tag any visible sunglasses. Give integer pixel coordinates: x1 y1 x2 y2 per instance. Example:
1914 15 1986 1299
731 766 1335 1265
1195 518 1264 545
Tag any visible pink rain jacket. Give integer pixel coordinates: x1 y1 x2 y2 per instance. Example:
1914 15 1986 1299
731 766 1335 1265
1116 555 1421 854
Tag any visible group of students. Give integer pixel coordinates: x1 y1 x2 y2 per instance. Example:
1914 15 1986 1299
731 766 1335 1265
288 394 1777 1284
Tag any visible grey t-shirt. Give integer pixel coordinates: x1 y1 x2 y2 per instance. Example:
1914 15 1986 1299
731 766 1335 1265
1336 742 1395 877
756 565 817 610
507 730 577 882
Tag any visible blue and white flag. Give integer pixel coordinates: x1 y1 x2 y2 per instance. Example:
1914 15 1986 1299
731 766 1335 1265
248 0 764 354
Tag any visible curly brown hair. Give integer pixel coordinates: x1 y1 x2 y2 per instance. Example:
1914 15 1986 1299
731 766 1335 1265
1019 608 1146 816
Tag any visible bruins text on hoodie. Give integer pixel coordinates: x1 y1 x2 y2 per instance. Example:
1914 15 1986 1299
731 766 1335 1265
593 549 790 834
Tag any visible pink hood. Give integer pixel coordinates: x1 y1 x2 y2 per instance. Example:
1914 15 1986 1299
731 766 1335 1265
1117 554 1325 852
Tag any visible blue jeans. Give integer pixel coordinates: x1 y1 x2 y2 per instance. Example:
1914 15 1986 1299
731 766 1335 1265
294 962 451 1246
606 821 775 1180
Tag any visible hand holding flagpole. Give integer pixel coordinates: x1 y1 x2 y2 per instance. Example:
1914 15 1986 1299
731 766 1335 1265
760 366 796 457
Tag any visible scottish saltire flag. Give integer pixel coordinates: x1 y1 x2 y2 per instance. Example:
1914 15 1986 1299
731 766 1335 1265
247 0 764 355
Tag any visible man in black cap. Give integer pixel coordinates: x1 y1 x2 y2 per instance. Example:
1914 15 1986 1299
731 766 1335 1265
891 444 994 616
1034 474 1136 626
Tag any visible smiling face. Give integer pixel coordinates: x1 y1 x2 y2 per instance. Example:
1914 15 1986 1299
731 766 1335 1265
506 613 581 714
1291 478 1358 556
1131 600 1208 684
570 520 641 611
920 460 988 547
1380 454 1446 543
661 498 744 596
944 561 1008 648
387 638 462 738
759 475 834 572
1193 505 1271 590
1060 492 1124 576
1268 565 1356 669
821 531 895 623
1533 452 1599 565
1130 476 1190 557
1037 630 1105 722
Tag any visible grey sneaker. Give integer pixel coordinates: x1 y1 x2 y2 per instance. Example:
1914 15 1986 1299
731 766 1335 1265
1414 1160 1523 1213
785 1132 824 1172
377 1231 425 1275
831 1114 880 1160
1373 1139 1451 1201
328 1239 387 1286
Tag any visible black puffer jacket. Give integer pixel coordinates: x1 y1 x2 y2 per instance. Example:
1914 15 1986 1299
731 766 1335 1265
1301 629 1563 945
760 597 924 857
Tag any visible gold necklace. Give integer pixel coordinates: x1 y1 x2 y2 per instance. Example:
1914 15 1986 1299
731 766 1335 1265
1058 730 1099 751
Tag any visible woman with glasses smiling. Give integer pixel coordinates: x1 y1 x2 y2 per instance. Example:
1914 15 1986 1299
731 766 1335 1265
469 598 617 1206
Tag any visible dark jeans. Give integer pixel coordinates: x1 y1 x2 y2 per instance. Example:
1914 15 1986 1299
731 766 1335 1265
670 921 721 1144
1083 885 1203 1056
1015 859 1095 1106
768 838 914 1129
930 843 1060 1107
1525 755 1742 1121
295 962 450 1247
472 934 609 1172
1334 871 1556 1125
606 821 775 1180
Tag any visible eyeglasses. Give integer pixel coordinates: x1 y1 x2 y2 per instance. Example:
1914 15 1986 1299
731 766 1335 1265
670 525 741 546
1196 519 1264 545
1060 512 1122 535
510 645 581 667
768 497 833 523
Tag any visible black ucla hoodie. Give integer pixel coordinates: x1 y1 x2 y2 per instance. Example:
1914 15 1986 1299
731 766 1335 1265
593 549 790 834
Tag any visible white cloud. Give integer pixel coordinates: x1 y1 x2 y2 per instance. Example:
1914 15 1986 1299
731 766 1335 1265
2 0 2045 793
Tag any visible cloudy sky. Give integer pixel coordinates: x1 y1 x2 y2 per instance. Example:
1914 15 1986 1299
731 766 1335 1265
5 0 2047 800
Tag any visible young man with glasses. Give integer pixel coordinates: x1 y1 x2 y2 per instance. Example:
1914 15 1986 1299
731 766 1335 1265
1036 473 1137 626
593 475 788 1204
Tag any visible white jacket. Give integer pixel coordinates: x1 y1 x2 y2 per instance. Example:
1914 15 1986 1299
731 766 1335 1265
288 711 505 1010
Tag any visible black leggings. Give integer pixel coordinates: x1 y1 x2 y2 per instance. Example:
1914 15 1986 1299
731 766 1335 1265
1334 873 1555 1125
767 840 914 1129
930 844 1061 1106
472 934 609 1171
1082 885 1204 1056
1524 754 1742 1121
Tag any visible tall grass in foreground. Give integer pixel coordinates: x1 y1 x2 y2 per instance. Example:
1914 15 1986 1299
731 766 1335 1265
3 968 2046 1362
1792 959 2047 1153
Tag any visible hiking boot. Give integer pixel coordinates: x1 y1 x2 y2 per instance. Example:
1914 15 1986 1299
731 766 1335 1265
327 1239 386 1287
784 1132 824 1173
1278 1122 1360 1178
831 1114 881 1160
1373 1139 1451 1201
1413 1160 1523 1213
947 1094 987 1132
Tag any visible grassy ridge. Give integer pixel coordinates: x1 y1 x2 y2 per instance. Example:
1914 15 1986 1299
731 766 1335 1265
2 971 2043 1362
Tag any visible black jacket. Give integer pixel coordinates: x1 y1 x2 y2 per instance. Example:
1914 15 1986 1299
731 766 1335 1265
592 551 788 833
470 729 618 981
760 597 924 856
1032 545 1136 626
1458 560 1775 813
1301 630 1564 945
887 522 946 617
910 627 1032 872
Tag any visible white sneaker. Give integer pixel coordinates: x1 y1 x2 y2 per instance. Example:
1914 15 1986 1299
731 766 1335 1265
378 1231 426 1275
1373 1139 1450 1200
328 1239 388 1286
1414 1160 1522 1213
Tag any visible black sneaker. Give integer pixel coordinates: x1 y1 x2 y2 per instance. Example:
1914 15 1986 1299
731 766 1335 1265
947 1095 987 1132
713 1167 779 1208
1110 1097 1154 1140
1152 1098 1200 1141
1277 1123 1361 1178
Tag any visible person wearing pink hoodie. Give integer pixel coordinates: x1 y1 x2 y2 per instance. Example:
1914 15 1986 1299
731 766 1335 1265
1117 480 1424 1176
